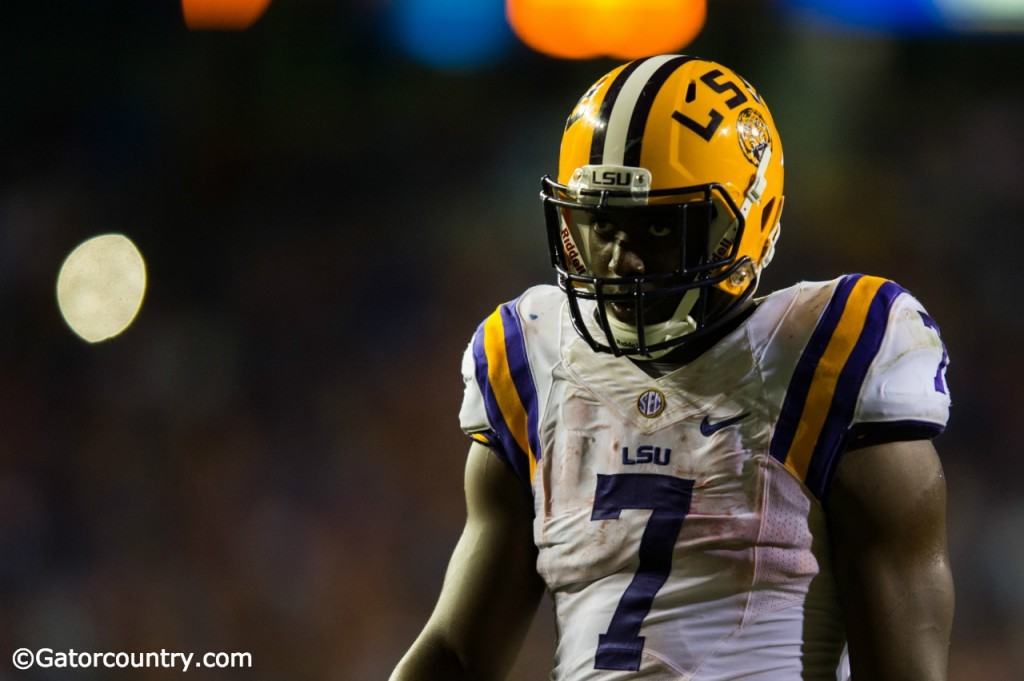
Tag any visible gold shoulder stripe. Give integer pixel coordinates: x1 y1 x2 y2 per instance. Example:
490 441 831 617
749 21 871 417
784 275 887 481
483 308 537 482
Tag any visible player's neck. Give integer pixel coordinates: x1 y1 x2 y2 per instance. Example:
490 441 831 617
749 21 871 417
630 301 758 378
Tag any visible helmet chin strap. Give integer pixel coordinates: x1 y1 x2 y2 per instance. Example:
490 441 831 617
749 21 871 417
739 146 771 220
737 146 774 281
604 289 700 361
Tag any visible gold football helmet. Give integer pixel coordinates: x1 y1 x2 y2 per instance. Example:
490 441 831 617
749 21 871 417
541 55 784 358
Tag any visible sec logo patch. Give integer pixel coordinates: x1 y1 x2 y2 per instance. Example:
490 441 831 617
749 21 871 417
637 389 666 418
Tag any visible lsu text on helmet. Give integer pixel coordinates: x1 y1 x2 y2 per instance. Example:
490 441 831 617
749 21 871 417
541 55 785 359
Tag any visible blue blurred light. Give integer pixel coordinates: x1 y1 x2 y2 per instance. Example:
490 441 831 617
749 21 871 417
390 0 513 69
786 0 945 32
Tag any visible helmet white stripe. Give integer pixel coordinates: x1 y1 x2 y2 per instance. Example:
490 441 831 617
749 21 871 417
601 54 681 166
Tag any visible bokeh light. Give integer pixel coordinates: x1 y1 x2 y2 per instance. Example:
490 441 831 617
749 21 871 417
934 0 1024 29
56 234 147 343
390 0 513 69
506 0 706 60
182 0 272 31
785 0 943 31
782 0 1024 32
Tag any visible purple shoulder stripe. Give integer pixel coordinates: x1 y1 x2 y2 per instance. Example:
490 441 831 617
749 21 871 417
804 280 906 500
499 301 542 467
471 320 533 491
769 275 862 463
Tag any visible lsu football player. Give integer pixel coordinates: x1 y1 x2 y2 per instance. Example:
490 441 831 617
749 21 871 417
391 56 953 681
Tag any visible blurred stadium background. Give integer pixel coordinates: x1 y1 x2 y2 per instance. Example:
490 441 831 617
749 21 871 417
1 1 1022 679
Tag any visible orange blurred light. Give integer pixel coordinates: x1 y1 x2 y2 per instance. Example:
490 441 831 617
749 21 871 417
182 0 272 30
506 0 706 60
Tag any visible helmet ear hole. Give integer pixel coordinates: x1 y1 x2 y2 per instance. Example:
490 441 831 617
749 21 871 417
760 197 777 232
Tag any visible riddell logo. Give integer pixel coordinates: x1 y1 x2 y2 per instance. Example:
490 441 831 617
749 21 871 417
561 224 585 273
711 236 734 262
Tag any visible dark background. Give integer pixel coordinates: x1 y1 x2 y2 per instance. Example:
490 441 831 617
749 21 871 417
1 1 1021 679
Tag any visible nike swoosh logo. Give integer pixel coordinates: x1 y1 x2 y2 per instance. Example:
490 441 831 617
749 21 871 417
699 412 750 436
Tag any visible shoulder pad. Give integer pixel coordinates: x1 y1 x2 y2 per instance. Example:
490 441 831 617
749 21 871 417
458 286 561 492
767 275 949 500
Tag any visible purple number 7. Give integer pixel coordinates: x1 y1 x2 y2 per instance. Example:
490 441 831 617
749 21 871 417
918 312 949 394
591 473 694 671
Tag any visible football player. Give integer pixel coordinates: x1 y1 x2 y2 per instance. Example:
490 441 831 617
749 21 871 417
390 56 953 681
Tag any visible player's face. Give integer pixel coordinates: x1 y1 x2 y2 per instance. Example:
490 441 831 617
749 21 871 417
584 211 685 325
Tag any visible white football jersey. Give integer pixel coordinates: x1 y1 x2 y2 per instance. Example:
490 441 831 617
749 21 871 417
459 275 950 681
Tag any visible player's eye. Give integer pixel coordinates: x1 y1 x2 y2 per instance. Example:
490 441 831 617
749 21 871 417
592 221 616 236
648 224 673 238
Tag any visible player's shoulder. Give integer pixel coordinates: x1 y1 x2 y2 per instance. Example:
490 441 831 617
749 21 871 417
761 274 950 499
458 285 560 491
754 274 929 344
469 284 563 327
753 272 950 419
757 273 899 315
468 283 564 351
461 284 565 382
512 283 565 317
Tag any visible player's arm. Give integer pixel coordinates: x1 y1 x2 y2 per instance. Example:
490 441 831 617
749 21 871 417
827 439 954 681
390 442 545 681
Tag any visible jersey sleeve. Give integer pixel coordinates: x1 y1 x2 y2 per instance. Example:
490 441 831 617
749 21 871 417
769 274 951 501
458 338 493 441
850 289 950 438
457 299 542 495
